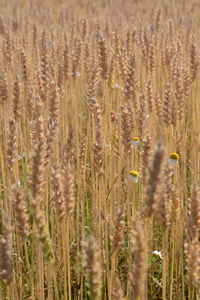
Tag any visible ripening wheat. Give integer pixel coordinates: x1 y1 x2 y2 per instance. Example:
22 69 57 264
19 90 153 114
0 0 200 299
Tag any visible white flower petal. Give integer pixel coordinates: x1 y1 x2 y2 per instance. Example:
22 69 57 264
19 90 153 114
132 140 140 147
128 174 138 183
168 158 179 166
153 250 162 259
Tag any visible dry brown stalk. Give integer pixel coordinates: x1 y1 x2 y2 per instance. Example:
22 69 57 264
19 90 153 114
19 47 29 83
87 94 104 177
107 55 115 87
174 62 184 121
126 30 131 56
123 55 138 112
110 111 118 124
124 55 138 128
146 79 154 114
138 94 147 139
111 277 124 300
167 20 174 44
30 129 46 201
62 165 75 216
79 134 86 176
63 125 75 168
12 76 22 121
30 122 54 260
186 238 200 295
147 33 156 75
0 73 8 103
57 63 64 88
45 83 60 164
154 8 161 33
25 85 35 119
97 33 108 80
51 165 65 220
171 99 177 127
87 65 99 101
32 24 37 48
81 19 88 41
83 41 90 77
129 217 147 299
182 67 191 104
12 183 29 239
142 29 149 58
0 15 6 35
156 163 173 229
144 142 165 217
35 65 44 99
140 31 148 64
40 30 50 94
3 31 12 65
117 49 127 81
111 205 125 253
87 97 102 129
31 201 54 261
31 96 44 145
93 128 104 177
163 83 172 126
113 31 121 56
187 183 200 241
72 37 82 77
155 92 163 118
0 217 13 283
120 105 132 156
32 140 46 190
49 83 59 124
164 42 172 67
140 135 152 186
190 41 199 82
171 186 181 221
6 119 17 171
83 236 102 299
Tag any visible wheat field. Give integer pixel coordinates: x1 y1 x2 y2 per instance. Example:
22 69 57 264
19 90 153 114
0 0 200 299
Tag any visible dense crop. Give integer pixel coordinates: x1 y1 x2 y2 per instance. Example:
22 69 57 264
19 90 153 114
0 0 200 299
